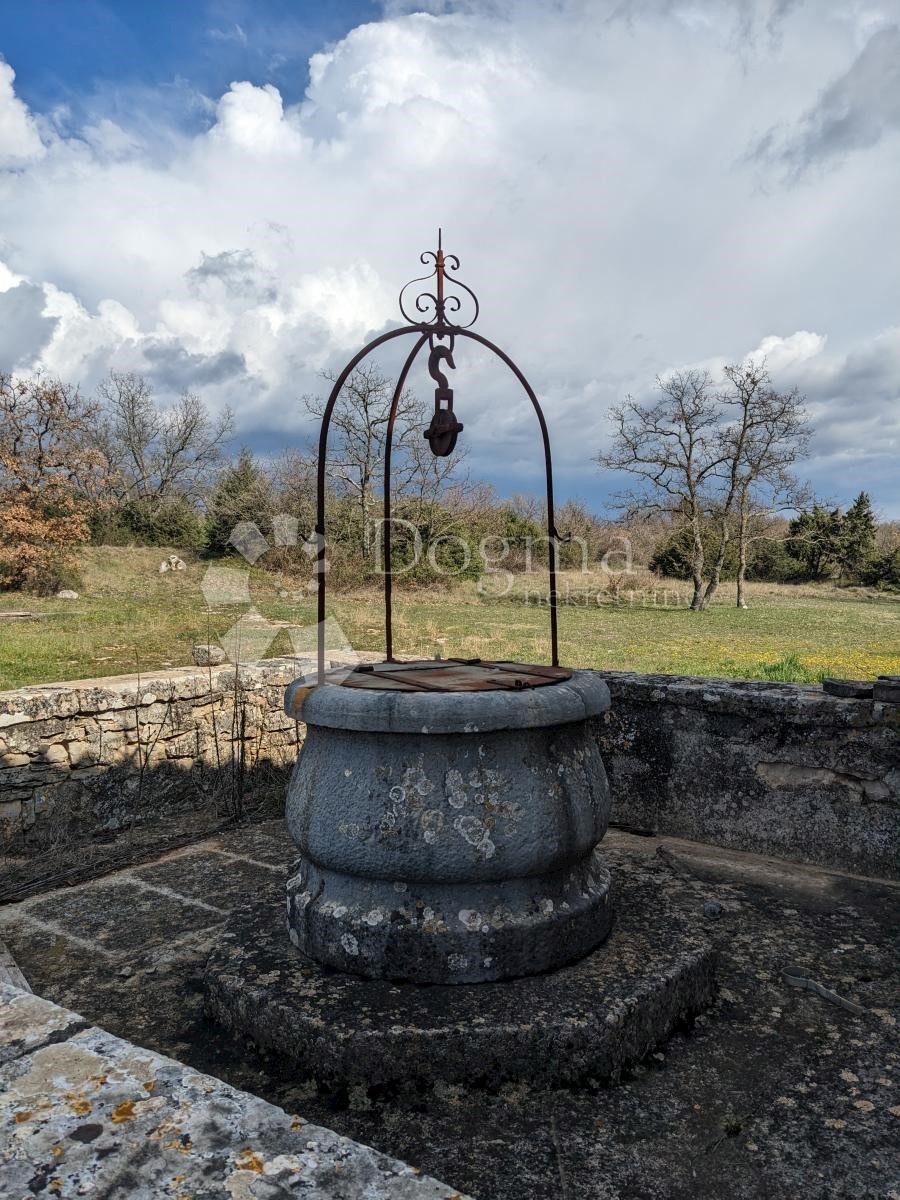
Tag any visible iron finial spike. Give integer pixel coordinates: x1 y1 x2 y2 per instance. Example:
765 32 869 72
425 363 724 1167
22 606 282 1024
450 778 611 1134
436 232 445 316
438 226 442 251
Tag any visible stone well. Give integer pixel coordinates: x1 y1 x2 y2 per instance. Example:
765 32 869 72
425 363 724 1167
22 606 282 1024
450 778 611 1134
282 665 613 984
204 661 718 1087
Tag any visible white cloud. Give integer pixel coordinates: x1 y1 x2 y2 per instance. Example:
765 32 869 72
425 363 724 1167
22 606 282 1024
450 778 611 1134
745 331 828 372
212 81 306 154
0 1 898 511
0 60 45 167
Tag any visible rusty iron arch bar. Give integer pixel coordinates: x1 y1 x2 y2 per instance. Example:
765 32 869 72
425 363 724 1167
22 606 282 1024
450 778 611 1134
315 324 422 680
380 327 560 667
315 236 562 681
456 328 560 667
381 331 432 661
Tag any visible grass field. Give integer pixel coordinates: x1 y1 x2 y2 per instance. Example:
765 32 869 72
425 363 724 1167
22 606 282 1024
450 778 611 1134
0 546 898 689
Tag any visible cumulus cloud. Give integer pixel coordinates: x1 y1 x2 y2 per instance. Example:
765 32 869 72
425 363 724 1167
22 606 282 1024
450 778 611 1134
700 326 900 507
212 81 305 153
0 60 45 167
0 1 898 511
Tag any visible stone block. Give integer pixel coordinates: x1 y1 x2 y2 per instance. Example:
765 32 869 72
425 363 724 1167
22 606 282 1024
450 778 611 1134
40 743 68 765
873 679 900 705
0 984 468 1198
4 720 66 754
67 741 99 767
0 753 30 768
192 643 227 666
0 712 29 729
822 678 874 699
164 733 201 759
0 800 23 826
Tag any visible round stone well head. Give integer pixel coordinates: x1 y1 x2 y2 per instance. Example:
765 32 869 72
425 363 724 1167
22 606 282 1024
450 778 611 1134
283 662 613 984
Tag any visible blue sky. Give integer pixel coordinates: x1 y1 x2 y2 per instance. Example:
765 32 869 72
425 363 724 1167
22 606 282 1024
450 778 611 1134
2 1 379 117
1 0 899 517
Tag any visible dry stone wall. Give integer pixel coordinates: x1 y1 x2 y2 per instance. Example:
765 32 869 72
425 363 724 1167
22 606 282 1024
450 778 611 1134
0 658 308 853
600 672 899 880
1 661 897 879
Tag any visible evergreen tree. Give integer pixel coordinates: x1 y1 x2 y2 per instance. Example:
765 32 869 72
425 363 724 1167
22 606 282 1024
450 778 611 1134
786 505 843 579
838 492 876 579
206 449 271 554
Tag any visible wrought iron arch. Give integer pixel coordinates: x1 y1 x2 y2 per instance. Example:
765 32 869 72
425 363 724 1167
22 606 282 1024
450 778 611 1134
314 233 561 679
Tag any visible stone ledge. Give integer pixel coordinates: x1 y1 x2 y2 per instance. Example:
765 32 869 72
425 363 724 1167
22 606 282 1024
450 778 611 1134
0 657 318 720
599 670 898 726
203 866 717 1087
0 983 470 1199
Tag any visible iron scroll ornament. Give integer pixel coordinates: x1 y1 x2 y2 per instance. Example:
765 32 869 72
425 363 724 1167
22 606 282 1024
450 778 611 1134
314 235 560 680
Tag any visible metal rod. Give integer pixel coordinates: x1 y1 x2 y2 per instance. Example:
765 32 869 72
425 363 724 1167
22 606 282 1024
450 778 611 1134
436 231 445 324
315 324 423 682
382 333 431 660
455 329 560 666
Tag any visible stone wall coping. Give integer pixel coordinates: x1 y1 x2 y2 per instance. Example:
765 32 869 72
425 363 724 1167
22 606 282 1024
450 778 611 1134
0 983 469 1198
598 670 897 727
3 660 893 728
286 669 612 733
0 657 316 723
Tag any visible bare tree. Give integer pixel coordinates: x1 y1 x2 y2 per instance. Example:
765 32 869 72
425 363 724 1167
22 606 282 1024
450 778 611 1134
598 369 725 610
94 371 233 509
304 364 418 560
600 363 811 611
700 360 808 609
303 362 467 562
727 369 810 608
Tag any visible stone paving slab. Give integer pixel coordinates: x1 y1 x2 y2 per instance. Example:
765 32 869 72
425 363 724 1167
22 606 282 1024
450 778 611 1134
131 848 282 910
26 877 224 952
2 819 898 1199
218 820 296 866
0 984 470 1199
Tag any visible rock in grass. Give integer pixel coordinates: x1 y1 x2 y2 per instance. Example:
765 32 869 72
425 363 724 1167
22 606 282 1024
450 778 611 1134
55 589 79 600
192 644 227 667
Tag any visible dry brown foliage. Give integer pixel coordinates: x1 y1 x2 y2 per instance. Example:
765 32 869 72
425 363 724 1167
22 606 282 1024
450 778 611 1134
0 373 110 592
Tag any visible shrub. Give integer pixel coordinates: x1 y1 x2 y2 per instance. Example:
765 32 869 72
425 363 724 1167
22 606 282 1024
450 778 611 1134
206 450 273 554
104 497 205 548
859 548 900 592
0 490 90 594
649 526 739 580
746 539 804 582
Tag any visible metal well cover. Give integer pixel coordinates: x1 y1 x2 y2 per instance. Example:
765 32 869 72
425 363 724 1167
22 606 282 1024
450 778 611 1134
336 659 572 693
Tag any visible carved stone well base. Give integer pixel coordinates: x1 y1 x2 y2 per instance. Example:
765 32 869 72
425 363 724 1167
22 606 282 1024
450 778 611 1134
204 867 717 1088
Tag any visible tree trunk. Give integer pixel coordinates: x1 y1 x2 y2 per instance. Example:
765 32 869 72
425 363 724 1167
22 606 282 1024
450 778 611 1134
736 502 749 609
689 514 705 610
361 482 372 560
699 515 729 610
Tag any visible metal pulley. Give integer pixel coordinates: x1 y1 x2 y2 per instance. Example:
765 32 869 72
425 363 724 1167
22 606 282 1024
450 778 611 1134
424 344 463 457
